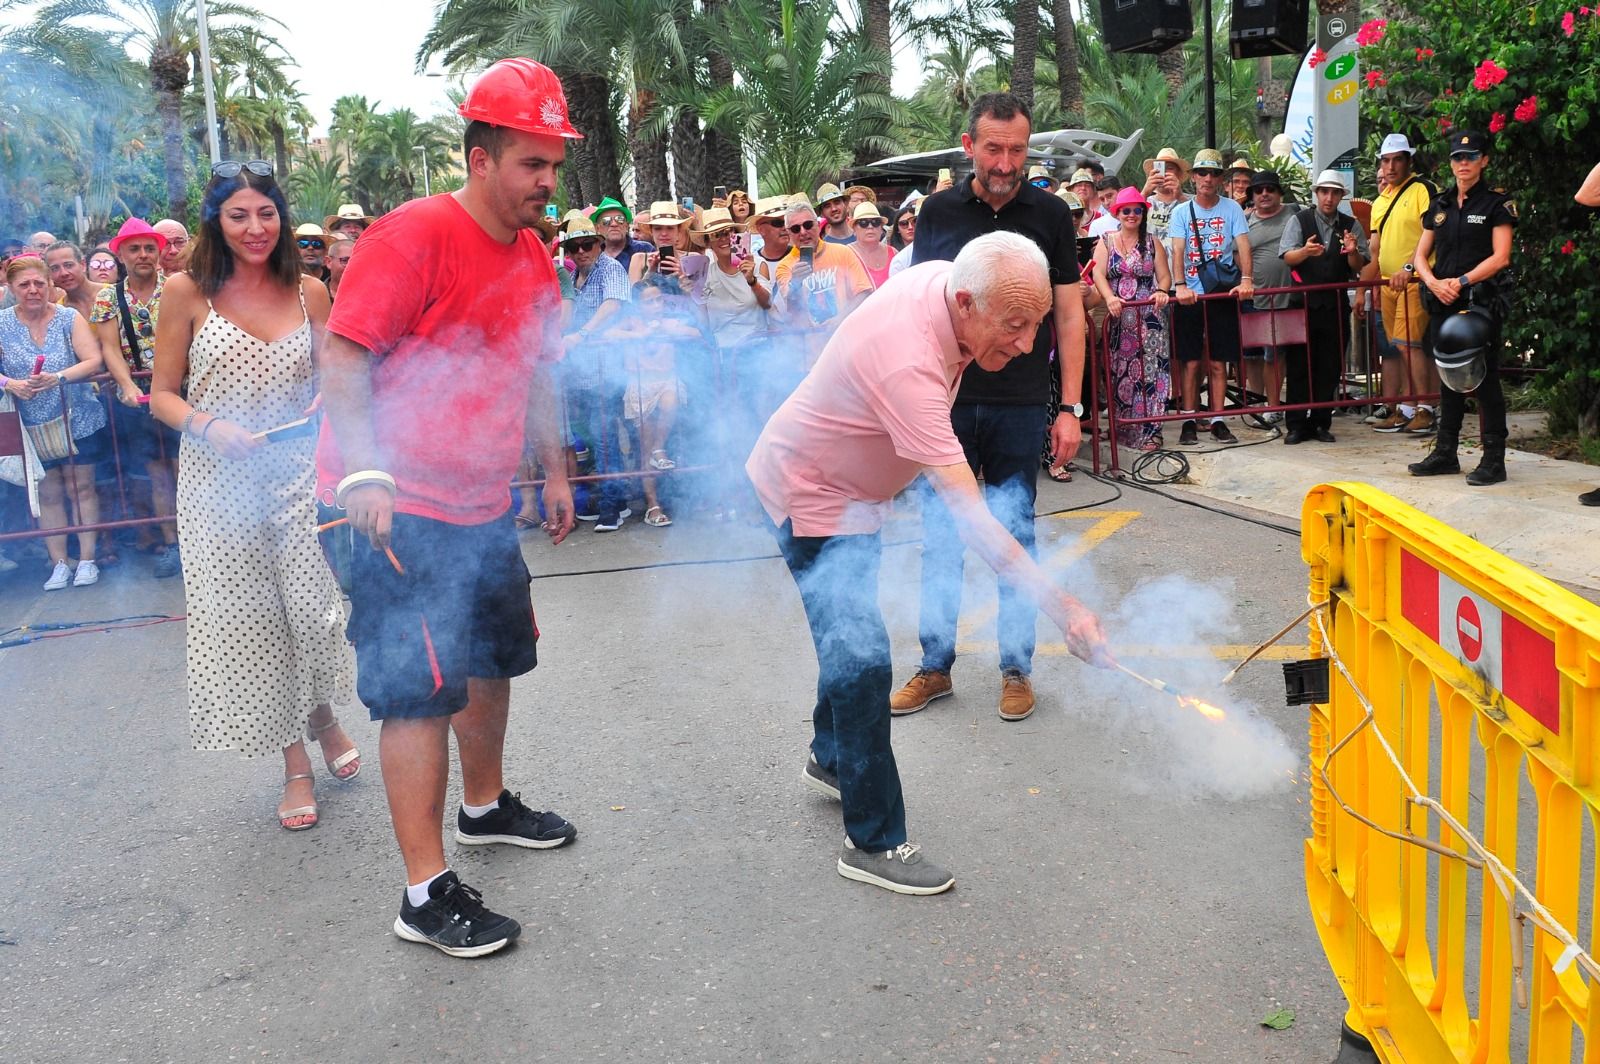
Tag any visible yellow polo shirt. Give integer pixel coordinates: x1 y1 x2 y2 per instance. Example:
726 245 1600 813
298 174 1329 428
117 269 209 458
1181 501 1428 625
1372 180 1432 277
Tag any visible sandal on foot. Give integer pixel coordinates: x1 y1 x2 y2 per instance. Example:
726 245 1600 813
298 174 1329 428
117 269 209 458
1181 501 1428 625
307 718 361 782
648 449 676 471
513 513 541 530
1046 463 1073 483
644 505 673 527
279 773 318 831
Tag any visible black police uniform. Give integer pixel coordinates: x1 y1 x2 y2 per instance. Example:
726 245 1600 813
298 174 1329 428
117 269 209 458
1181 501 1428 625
1418 180 1516 476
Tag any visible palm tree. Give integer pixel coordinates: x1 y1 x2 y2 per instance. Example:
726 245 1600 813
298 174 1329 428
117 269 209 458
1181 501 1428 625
13 0 281 220
329 94 380 172
693 0 904 195
1012 0 1040 104
348 109 453 213
1052 0 1085 118
419 0 683 207
284 153 346 224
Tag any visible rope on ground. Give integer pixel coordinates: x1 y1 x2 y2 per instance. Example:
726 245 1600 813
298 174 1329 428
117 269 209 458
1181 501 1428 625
1311 602 1600 1006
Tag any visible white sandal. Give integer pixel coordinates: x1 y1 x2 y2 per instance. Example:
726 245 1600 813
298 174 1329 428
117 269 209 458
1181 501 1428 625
644 505 672 527
648 449 676 470
279 773 318 831
307 718 361 782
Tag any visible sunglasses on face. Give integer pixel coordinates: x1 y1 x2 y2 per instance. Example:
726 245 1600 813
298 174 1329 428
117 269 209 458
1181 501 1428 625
212 159 274 179
297 239 325 250
1450 151 1484 162
1118 207 1146 216
1072 210 1086 220
787 220 816 234
854 219 883 229
568 239 599 253
598 215 627 226
897 219 915 228
1030 178 1053 188
89 258 115 271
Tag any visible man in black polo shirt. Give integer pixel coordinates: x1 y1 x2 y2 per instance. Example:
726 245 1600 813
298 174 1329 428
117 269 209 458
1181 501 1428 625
891 91 1087 724
1408 130 1516 486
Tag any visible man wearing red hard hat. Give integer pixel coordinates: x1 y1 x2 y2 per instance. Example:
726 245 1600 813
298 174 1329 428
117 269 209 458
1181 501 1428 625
317 57 583 959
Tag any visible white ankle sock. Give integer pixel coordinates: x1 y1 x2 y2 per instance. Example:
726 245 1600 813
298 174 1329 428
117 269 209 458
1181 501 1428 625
1398 404 1416 419
461 796 500 819
406 869 448 907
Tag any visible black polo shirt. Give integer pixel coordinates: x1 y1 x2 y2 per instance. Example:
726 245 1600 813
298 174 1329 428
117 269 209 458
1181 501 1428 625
913 180 1078 405
1423 183 1516 280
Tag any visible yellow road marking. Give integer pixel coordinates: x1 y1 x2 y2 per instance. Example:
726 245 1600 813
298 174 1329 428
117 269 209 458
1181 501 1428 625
1007 643 1313 660
956 510 1142 636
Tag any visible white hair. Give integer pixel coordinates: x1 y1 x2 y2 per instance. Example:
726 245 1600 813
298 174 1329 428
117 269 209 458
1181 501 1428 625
946 230 1049 307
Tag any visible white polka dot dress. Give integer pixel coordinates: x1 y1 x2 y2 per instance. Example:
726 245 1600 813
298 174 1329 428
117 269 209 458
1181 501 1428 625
177 290 354 758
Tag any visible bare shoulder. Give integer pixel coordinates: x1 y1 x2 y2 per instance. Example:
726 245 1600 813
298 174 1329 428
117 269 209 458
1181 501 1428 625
299 275 332 322
160 272 207 322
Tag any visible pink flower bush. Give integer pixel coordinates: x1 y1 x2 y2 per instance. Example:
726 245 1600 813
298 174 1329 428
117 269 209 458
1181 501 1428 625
1356 19 1388 46
1309 47 1328 68
1563 11 1577 35
1561 240 1576 254
1365 69 1388 88
1514 95 1540 121
1473 59 1510 89
1415 47 1436 60
1439 116 1453 131
1489 111 1507 132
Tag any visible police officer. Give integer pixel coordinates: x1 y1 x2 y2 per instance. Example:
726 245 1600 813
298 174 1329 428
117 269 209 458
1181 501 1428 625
1408 130 1515 485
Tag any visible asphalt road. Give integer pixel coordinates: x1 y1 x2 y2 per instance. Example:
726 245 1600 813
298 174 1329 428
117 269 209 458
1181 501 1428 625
1 476 1348 1063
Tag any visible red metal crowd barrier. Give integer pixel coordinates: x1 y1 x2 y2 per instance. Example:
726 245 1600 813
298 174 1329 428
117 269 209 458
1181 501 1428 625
1089 278 1447 477
2 337 798 548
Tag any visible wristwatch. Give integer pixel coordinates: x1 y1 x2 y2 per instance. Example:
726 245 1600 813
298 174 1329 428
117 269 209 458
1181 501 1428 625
1059 403 1085 417
1458 274 1471 287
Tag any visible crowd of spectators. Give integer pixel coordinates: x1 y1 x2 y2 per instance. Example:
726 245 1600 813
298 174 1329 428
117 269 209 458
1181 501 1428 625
2 126 1593 584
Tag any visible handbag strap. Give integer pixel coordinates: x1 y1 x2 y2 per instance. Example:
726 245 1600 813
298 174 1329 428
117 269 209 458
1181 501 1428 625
114 280 141 369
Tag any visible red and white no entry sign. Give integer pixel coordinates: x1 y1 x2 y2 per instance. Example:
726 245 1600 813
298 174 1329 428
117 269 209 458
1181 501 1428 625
1400 549 1560 734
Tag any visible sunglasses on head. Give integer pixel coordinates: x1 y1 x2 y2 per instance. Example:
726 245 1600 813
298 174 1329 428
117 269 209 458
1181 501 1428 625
567 239 599 252
1118 206 1146 216
787 220 816 234
212 159 274 179
1450 150 1484 162
297 238 325 249
854 219 883 228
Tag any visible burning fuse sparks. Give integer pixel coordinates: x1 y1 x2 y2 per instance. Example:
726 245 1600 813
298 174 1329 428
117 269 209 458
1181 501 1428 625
1115 663 1228 723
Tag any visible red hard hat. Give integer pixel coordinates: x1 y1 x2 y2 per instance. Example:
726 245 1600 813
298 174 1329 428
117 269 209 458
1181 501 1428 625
458 58 583 140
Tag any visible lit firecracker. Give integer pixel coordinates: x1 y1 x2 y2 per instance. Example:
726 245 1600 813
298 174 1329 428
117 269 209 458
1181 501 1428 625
1114 663 1228 722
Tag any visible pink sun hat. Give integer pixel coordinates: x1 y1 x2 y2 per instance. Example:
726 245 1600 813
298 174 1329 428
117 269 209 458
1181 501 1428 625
108 217 168 256
1110 186 1150 213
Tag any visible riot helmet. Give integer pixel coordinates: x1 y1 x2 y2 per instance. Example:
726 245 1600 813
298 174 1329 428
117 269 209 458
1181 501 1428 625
1433 307 1493 393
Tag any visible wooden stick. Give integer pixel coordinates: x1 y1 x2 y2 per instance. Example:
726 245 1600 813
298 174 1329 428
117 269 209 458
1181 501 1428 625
1219 600 1328 686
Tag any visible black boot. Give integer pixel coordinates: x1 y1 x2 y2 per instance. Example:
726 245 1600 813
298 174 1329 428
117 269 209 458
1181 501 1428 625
1408 426 1461 477
1466 434 1507 486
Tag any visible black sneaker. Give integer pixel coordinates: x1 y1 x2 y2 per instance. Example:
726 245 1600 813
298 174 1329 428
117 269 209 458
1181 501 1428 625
1178 419 1199 446
393 871 521 958
153 544 181 579
1210 422 1238 444
594 507 632 533
455 790 577 849
801 754 840 800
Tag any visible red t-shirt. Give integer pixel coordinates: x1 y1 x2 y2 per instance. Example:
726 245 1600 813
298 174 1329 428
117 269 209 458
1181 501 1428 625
316 194 558 524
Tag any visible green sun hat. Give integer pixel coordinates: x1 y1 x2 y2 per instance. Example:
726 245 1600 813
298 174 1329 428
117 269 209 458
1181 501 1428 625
589 196 634 224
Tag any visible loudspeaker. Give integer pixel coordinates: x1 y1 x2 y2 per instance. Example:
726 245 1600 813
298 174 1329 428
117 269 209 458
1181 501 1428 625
1100 0 1194 55
1229 0 1309 58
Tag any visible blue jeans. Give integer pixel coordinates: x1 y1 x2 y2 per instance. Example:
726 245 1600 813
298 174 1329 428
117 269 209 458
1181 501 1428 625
565 381 630 516
771 519 906 853
918 402 1048 677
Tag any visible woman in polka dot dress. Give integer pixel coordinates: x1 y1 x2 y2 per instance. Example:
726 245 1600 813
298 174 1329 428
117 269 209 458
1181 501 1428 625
150 161 356 831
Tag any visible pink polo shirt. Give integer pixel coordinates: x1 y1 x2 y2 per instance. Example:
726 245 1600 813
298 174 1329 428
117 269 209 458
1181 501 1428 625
746 260 969 537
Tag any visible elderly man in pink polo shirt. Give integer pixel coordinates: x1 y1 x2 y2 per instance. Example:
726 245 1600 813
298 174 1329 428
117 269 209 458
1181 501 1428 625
747 231 1113 896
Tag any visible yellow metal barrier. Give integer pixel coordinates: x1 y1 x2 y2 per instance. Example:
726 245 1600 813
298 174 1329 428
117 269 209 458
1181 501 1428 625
1301 482 1600 1062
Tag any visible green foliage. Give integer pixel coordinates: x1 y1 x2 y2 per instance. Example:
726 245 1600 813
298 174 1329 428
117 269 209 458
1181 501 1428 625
1359 1 1600 437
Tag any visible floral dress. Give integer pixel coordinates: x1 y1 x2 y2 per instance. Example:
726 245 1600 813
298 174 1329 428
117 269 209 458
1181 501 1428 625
1104 234 1171 449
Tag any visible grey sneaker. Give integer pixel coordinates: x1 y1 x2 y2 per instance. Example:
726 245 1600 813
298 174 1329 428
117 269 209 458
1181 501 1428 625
837 841 955 896
1363 404 1392 424
801 755 840 800
153 544 182 578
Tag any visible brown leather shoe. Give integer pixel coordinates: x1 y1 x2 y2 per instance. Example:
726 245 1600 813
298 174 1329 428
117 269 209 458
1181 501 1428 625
889 669 953 716
998 672 1036 722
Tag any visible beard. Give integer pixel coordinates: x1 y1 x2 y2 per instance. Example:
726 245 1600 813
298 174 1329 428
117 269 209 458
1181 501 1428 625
977 168 1021 198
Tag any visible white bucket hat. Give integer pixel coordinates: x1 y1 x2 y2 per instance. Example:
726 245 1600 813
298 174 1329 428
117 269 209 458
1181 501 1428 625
1378 133 1416 159
1312 169 1350 193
